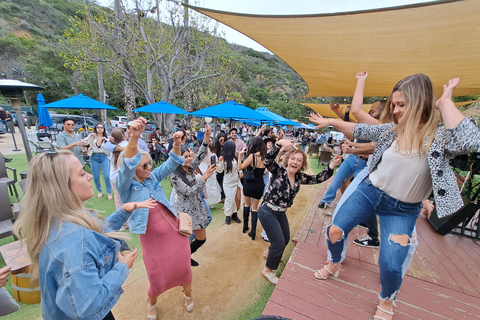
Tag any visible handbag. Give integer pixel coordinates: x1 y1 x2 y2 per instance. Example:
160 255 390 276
243 155 256 182
158 207 192 237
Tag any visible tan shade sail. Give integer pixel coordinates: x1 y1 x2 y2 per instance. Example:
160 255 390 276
188 0 480 97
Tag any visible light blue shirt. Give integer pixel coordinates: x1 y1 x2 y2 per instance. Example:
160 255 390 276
39 207 130 320
116 149 185 234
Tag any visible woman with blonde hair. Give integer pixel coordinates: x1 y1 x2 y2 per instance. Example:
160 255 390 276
13 150 155 320
310 74 480 320
259 140 341 285
116 118 192 319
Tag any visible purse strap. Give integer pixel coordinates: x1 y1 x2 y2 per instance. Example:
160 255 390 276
157 206 180 232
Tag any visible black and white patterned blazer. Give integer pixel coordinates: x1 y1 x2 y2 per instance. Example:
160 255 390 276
354 117 480 218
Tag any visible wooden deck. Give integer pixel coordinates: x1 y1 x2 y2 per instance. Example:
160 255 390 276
263 180 480 320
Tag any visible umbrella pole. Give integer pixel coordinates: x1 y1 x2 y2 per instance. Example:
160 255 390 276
11 97 32 161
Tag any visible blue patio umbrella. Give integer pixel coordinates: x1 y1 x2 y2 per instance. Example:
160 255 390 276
133 100 190 114
43 93 118 110
191 100 275 121
36 93 52 127
255 107 288 122
276 118 300 126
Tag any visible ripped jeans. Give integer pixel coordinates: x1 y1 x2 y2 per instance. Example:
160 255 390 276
327 177 421 300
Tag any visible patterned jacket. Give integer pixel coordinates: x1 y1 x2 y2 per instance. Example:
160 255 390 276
354 117 480 218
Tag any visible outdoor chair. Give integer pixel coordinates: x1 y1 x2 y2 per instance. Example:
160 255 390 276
308 144 320 157
0 183 19 240
0 154 19 200
317 150 333 168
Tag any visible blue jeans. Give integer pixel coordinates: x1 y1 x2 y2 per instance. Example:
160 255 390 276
329 168 418 276
321 155 367 205
327 178 421 300
258 204 290 270
90 153 112 194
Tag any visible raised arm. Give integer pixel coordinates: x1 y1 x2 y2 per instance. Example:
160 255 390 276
351 72 379 125
329 102 346 120
124 118 146 159
309 113 356 137
435 78 465 129
299 155 342 184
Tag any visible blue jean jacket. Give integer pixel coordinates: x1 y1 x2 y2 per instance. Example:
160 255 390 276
39 207 131 320
116 149 185 234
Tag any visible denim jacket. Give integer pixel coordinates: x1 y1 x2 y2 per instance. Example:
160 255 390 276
39 207 131 320
116 149 185 234
354 117 480 218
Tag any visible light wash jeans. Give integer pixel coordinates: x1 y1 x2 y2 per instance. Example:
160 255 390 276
327 178 421 300
321 154 367 205
90 153 112 194
329 167 418 276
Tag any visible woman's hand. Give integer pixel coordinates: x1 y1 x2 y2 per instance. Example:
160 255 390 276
123 198 157 213
203 163 216 181
129 117 146 137
172 131 183 146
329 155 343 169
356 71 368 81
218 156 224 162
309 113 330 129
203 124 213 143
421 200 435 219
329 101 342 113
117 248 138 269
278 128 285 139
435 78 460 110
277 139 295 152
0 266 11 288
238 148 246 156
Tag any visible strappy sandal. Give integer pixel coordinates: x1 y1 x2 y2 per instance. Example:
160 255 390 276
314 264 340 280
373 305 394 320
147 298 157 320
184 294 194 312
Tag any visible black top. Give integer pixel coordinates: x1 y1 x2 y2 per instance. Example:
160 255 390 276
261 145 334 209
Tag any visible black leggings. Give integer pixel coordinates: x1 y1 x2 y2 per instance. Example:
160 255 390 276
103 311 115 320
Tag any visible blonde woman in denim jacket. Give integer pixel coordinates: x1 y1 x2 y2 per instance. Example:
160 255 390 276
311 74 480 320
13 150 156 320
116 118 192 319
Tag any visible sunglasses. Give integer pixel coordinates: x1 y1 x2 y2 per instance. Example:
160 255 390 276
65 123 75 126
45 150 58 155
96 126 104 129
142 162 152 169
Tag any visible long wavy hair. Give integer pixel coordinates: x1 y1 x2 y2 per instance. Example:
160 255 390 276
214 132 227 157
383 74 440 152
110 128 126 171
13 151 125 283
221 140 237 173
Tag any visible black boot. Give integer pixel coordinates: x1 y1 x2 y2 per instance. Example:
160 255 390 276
242 206 250 233
231 212 241 224
248 211 258 240
190 239 206 266
225 216 231 225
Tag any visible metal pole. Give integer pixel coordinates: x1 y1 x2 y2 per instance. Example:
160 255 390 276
10 128 20 151
11 97 32 162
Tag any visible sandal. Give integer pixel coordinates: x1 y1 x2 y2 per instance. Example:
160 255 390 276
314 264 340 280
261 269 279 285
184 294 194 312
263 249 269 260
147 298 157 320
373 305 394 320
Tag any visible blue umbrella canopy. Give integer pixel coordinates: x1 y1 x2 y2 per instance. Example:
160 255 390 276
276 118 300 126
43 93 118 110
255 107 288 122
36 93 52 127
191 100 275 121
133 101 190 114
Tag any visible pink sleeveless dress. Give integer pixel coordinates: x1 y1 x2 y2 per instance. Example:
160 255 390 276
139 203 192 297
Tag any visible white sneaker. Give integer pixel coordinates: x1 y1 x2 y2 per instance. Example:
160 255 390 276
97 193 103 198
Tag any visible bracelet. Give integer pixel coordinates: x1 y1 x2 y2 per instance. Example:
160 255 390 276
173 144 181 148
126 144 138 149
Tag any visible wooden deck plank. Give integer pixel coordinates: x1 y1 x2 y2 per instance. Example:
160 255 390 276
265 187 480 319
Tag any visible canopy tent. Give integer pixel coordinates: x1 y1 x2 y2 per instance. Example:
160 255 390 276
255 107 287 122
133 101 190 114
187 0 480 97
43 93 117 110
276 118 302 126
191 100 276 121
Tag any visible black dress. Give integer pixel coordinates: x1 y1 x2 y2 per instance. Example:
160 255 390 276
243 155 265 199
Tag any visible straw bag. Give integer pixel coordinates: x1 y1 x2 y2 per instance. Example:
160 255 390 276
158 207 192 237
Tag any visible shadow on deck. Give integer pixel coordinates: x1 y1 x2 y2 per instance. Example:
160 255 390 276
263 180 480 320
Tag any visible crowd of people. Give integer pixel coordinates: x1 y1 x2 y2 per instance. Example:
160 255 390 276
2 72 479 320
